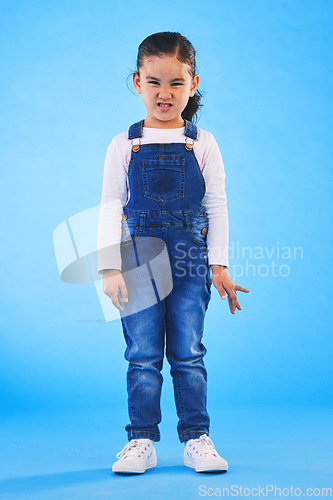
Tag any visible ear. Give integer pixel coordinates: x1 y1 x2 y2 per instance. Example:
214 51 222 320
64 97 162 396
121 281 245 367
133 71 141 94
190 74 200 97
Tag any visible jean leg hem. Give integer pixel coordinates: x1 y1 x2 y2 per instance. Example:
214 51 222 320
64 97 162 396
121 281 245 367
127 431 161 442
179 430 209 443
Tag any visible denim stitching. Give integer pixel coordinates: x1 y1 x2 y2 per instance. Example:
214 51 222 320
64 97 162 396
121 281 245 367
189 148 206 195
175 370 186 423
122 321 135 423
190 223 209 247
129 430 160 436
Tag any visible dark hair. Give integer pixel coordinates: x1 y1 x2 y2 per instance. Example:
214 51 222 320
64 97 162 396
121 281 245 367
134 31 203 123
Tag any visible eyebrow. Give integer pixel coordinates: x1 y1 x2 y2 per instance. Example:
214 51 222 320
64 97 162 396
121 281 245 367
145 76 186 82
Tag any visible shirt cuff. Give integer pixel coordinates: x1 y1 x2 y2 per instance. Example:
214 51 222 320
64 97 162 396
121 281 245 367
207 247 229 269
97 243 122 274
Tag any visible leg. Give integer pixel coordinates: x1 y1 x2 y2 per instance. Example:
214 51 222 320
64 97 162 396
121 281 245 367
119 229 166 442
165 226 212 443
120 298 166 443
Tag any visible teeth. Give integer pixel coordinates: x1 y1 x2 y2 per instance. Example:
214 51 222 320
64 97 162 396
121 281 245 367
159 103 171 107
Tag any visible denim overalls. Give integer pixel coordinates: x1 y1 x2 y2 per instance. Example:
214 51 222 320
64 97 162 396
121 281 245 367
119 118 212 444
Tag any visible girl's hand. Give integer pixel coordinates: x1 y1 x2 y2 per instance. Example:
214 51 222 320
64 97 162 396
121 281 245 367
211 265 250 315
103 269 128 311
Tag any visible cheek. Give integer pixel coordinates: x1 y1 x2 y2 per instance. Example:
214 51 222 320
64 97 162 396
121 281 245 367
143 88 156 101
141 90 154 105
179 86 191 99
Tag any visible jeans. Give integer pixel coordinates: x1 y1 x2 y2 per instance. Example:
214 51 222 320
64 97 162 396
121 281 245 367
120 206 212 443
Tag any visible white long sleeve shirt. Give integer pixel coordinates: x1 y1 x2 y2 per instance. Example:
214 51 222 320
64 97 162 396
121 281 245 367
97 125 229 274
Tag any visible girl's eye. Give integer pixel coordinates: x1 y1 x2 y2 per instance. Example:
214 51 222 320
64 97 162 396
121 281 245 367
148 81 183 86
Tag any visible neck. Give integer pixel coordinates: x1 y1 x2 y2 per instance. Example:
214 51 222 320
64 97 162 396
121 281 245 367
143 118 185 129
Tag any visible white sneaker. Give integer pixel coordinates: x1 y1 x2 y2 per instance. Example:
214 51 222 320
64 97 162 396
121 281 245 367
184 434 228 472
112 438 157 473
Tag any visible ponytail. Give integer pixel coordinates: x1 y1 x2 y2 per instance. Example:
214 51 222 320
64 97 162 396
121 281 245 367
182 91 203 123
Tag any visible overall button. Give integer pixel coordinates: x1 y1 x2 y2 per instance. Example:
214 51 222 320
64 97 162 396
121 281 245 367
123 213 128 220
191 224 209 246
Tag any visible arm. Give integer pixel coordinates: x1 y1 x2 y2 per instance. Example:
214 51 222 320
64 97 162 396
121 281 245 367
201 133 250 314
201 132 229 268
97 137 128 274
97 137 129 310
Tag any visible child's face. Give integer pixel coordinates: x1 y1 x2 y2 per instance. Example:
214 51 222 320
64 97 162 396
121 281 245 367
133 54 199 128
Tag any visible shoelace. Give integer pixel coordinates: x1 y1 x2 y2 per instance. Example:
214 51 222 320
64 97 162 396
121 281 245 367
116 439 151 460
190 434 218 458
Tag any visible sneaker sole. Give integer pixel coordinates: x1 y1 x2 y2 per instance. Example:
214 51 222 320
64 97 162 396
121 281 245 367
184 456 228 472
112 456 157 474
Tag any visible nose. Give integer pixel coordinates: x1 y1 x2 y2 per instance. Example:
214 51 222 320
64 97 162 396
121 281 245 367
158 86 172 100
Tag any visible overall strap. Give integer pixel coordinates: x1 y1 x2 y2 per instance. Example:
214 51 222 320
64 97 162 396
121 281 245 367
128 120 144 140
128 119 197 139
128 118 198 152
128 120 144 152
183 119 198 140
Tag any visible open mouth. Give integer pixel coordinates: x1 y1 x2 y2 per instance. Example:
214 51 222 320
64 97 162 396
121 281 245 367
157 102 172 109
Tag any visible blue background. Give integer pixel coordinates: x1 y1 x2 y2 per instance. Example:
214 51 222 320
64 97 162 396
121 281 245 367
1 0 332 498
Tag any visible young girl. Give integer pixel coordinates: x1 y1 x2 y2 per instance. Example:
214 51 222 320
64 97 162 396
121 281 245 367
97 32 250 474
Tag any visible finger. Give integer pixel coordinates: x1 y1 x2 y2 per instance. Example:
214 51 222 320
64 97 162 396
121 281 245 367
228 291 240 314
233 293 243 311
118 282 129 303
219 285 227 300
109 291 124 311
235 286 250 293
227 294 235 314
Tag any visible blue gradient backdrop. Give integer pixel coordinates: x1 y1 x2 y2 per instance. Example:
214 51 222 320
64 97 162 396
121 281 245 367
0 1 332 497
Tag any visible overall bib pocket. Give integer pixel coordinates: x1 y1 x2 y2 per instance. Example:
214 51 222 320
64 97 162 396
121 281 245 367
142 158 185 202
